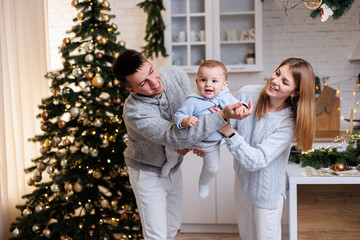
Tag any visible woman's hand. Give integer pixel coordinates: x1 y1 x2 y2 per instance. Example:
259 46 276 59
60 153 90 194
219 101 253 120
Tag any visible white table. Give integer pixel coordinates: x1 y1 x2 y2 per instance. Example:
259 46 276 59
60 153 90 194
286 163 360 240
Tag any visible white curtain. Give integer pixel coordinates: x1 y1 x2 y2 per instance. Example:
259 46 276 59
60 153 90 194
0 0 48 238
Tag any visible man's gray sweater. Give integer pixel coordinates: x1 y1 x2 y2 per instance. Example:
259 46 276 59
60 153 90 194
123 66 227 174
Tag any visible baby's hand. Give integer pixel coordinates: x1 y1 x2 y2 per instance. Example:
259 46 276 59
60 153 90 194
181 116 200 127
233 101 253 119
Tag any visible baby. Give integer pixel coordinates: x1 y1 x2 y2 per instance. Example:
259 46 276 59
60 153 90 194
162 60 249 198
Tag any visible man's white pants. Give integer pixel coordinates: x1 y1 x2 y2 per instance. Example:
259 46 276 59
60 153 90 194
235 177 284 240
128 167 182 240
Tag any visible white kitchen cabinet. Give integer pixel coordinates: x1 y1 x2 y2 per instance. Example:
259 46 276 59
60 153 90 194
180 143 238 233
164 0 262 73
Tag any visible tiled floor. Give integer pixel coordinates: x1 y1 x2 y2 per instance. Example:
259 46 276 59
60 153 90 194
175 233 241 240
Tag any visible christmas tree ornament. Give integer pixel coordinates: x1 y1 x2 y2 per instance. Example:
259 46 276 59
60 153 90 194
319 3 333 22
85 54 95 63
35 204 44 213
95 52 104 59
23 208 32 216
41 122 49 131
64 182 73 191
101 14 110 23
51 184 60 193
43 228 51 237
85 71 94 80
32 224 40 233
93 169 103 179
40 147 47 155
92 75 104 88
84 43 95 53
83 85 92 93
91 148 99 157
109 169 119 178
12 228 20 237
63 37 71 46
44 138 52 148
95 66 102 73
53 136 61 144
63 138 71 146
46 166 54 174
94 118 103 127
72 67 84 78
37 161 47 171
81 145 90 154
61 159 68 168
334 162 345 172
107 27 114 34
41 111 50 120
111 23 118 30
70 107 80 117
113 98 122 105
62 87 73 97
33 169 42 178
303 0 322 10
112 79 121 87
118 40 126 47
100 92 110 100
99 37 108 45
58 120 66 129
77 12 84 21
27 178 35 186
71 0 79 8
74 182 83 192
101 139 110 148
103 101 111 107
101 199 109 208
102 1 110 9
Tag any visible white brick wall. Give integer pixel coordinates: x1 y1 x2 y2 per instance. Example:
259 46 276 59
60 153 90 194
46 0 360 130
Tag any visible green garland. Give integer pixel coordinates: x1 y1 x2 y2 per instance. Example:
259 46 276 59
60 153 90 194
310 0 355 20
289 131 360 169
137 0 167 59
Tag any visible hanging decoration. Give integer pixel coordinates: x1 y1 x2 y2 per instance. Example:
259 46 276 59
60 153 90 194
137 0 168 59
303 0 322 10
318 3 334 22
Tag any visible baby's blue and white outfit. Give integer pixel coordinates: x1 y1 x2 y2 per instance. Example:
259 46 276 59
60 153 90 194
162 87 238 198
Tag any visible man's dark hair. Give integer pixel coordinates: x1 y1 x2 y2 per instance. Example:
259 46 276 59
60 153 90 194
112 49 147 86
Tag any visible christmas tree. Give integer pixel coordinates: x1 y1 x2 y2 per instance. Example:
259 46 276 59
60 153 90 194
9 0 142 239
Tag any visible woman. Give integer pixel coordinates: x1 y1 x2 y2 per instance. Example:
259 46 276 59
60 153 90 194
218 58 315 240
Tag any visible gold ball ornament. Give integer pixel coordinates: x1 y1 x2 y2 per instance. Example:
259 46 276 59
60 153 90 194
74 182 83 192
85 71 94 80
112 79 121 87
12 228 20 237
334 162 345 172
303 0 322 10
92 75 104 88
99 37 108 45
51 184 60 193
35 204 44 213
111 23 118 30
118 40 126 47
113 98 122 105
37 161 47 171
44 138 52 148
58 120 66 129
63 37 71 46
41 111 50 120
27 178 35 186
41 122 49 131
64 182 73 191
102 1 110 9
71 0 79 8
43 228 51 238
77 12 84 21
95 52 103 59
93 169 103 179
32 224 40 233
101 14 110 23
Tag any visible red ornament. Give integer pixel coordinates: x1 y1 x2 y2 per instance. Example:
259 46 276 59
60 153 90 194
58 120 66 129
41 122 49 131
41 111 49 120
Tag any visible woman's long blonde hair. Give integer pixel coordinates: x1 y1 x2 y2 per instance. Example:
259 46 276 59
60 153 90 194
255 58 315 151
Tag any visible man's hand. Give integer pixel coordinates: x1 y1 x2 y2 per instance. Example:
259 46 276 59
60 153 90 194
176 148 192 156
181 116 200 127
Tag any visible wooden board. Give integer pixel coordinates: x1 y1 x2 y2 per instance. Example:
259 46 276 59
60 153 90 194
297 184 360 240
315 97 340 131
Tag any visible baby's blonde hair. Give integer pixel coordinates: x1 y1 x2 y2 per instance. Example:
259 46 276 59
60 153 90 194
198 60 227 81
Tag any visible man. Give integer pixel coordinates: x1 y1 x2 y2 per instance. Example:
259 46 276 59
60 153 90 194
112 49 251 240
